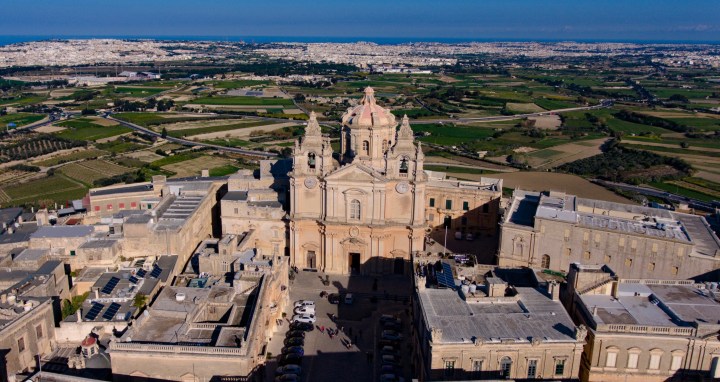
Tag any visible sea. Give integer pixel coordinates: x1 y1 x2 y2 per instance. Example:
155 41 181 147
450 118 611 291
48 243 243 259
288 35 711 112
1 35 719 47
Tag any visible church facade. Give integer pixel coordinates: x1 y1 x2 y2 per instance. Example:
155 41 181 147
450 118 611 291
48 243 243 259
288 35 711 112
288 87 502 275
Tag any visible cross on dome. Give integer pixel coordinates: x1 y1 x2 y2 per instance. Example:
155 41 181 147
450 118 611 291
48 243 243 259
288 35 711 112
361 86 377 105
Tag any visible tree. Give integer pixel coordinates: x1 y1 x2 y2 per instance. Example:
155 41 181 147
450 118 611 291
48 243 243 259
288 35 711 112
669 94 689 103
680 141 689 148
161 127 168 139
133 293 148 309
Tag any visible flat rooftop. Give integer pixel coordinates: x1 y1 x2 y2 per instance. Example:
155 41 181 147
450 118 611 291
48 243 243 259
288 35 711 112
580 282 720 327
418 265 578 344
30 225 94 239
90 183 154 197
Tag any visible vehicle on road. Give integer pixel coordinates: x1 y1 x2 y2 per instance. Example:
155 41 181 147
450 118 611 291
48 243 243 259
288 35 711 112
328 293 340 304
275 365 302 376
283 336 305 347
381 330 403 341
294 300 315 309
278 352 303 366
292 314 316 324
289 322 314 332
281 346 304 357
285 330 306 339
293 306 316 315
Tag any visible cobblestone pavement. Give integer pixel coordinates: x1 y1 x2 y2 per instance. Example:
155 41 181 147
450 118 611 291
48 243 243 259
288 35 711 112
265 271 412 382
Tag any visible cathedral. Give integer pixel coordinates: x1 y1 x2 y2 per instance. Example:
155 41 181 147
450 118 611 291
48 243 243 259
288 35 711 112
287 87 502 275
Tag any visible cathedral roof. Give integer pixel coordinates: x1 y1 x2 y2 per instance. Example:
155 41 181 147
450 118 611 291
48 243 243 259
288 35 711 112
341 87 396 129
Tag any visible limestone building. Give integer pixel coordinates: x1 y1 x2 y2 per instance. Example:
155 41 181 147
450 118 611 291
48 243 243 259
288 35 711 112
288 88 501 275
412 259 585 381
565 263 720 381
499 190 720 280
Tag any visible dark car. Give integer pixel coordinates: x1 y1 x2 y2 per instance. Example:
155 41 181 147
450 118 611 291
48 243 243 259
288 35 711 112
285 330 305 339
328 293 340 304
289 321 314 332
274 374 299 382
281 346 304 356
284 337 304 347
382 321 401 331
278 352 303 366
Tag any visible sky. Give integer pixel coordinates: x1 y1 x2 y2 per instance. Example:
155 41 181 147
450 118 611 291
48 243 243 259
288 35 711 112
2 0 720 42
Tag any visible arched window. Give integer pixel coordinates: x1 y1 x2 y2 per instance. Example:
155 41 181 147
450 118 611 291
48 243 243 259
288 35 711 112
399 157 409 174
308 152 316 169
382 139 388 152
500 357 513 378
541 254 550 269
350 199 361 220
362 140 369 155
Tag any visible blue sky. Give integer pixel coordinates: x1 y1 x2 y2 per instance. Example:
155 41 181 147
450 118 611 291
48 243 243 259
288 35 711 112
2 0 719 41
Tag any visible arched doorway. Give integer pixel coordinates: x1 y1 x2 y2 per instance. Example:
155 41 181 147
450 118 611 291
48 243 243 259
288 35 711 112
307 251 316 269
500 356 513 378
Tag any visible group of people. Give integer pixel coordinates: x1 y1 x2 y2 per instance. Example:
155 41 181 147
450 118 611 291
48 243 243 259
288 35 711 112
317 325 353 349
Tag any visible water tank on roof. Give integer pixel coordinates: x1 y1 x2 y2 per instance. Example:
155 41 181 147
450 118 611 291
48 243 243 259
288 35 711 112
176 292 186 302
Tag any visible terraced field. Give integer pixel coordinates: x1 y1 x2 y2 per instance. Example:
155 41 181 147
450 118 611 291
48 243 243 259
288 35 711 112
59 160 132 185
1 174 87 206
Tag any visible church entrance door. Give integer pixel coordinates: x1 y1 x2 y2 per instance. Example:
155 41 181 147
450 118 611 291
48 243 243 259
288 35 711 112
349 252 361 275
307 251 316 269
393 258 404 275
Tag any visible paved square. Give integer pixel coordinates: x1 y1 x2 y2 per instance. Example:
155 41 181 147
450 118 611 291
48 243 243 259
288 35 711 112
265 271 412 382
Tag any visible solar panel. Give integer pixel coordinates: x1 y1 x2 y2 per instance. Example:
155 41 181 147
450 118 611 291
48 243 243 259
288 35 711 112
437 262 456 290
102 302 121 320
85 302 104 320
136 269 147 278
129 276 139 284
101 276 120 294
149 266 162 279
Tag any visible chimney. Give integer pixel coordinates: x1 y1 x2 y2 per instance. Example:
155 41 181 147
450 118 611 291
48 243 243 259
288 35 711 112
77 309 82 322
94 289 99 299
592 306 598 316
549 281 560 301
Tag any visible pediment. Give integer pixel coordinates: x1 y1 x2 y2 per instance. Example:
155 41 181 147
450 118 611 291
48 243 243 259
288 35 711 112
325 164 385 183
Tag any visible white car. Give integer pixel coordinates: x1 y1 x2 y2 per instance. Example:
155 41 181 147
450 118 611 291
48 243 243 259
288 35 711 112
293 305 316 315
292 314 316 324
293 300 315 309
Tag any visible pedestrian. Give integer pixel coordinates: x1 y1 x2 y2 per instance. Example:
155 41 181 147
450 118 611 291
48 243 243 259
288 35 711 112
319 325 325 333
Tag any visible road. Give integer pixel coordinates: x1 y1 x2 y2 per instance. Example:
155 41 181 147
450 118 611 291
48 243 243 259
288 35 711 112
104 114 278 158
594 179 716 212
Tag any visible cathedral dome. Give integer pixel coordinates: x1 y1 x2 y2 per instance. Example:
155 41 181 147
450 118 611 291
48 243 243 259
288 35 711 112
341 87 396 129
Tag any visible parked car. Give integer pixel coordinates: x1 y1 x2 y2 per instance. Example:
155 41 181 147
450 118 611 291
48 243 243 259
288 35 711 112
289 321 314 332
328 293 340 304
465 233 474 241
292 314 316 324
284 337 304 346
285 330 305 339
380 364 398 374
293 305 316 315
278 352 303 366
281 346 304 357
293 300 315 309
379 374 405 382
379 315 401 325
381 330 403 341
382 354 400 364
275 365 302 376
381 345 399 356
454 231 462 240
382 321 401 331
274 374 299 382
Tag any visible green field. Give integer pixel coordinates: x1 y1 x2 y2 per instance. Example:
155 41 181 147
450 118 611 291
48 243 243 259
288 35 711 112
150 152 203 167
424 165 499 175
113 112 225 127
0 94 47 106
202 138 253 148
33 149 108 166
55 119 132 141
211 80 270 89
0 113 44 128
191 96 294 106
1 174 87 206
413 123 496 145
209 164 240 176
605 118 673 135
648 181 716 202
95 140 147 154
111 87 168 97
533 98 578 110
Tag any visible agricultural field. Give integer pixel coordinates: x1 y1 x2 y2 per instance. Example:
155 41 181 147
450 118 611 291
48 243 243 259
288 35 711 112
33 149 108 167
113 112 218 127
210 80 270 89
55 118 132 141
161 155 236 178
0 113 44 128
524 138 607 169
0 174 87 207
488 172 630 203
189 96 294 106
59 159 132 186
109 86 170 97
0 135 86 163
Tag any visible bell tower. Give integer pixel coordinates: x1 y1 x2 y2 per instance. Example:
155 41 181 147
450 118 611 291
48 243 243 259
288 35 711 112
292 111 334 176
387 115 425 181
